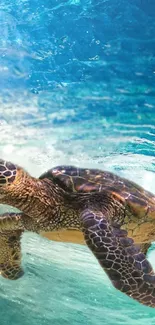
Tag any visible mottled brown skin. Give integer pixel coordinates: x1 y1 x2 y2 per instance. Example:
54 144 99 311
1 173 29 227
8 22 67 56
0 160 155 308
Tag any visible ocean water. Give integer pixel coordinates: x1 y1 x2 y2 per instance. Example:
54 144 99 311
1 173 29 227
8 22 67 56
0 0 155 324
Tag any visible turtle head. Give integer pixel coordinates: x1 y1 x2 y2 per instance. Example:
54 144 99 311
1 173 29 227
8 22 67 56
0 158 67 221
0 159 17 187
0 158 34 210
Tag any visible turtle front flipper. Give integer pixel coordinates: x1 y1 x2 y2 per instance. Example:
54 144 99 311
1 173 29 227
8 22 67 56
0 213 24 232
0 212 32 280
0 230 24 280
80 209 155 308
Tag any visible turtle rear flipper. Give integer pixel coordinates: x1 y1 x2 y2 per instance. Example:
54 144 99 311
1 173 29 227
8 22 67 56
80 209 155 307
0 230 24 280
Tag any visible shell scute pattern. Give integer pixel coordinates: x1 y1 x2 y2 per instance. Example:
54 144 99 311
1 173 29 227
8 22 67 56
51 165 153 194
40 165 155 222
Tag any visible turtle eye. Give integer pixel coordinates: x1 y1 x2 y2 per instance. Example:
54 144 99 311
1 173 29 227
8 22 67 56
0 160 17 186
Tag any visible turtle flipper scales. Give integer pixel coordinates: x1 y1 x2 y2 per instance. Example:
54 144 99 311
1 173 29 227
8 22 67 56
80 209 155 307
0 230 24 280
0 212 31 280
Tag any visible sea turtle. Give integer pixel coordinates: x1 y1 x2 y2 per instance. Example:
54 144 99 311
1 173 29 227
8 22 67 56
0 159 155 307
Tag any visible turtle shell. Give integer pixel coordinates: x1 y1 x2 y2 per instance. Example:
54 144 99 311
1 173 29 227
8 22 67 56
39 165 155 244
39 165 155 218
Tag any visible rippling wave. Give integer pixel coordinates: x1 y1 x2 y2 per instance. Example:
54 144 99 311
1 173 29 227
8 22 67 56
0 0 155 324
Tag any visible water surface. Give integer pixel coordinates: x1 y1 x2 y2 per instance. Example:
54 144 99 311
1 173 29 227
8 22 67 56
0 0 155 324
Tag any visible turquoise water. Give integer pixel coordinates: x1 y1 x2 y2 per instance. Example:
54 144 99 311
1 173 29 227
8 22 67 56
1 96 155 324
1 236 155 324
0 0 155 324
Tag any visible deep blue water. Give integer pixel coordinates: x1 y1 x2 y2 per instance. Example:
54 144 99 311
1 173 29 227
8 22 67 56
0 0 155 324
